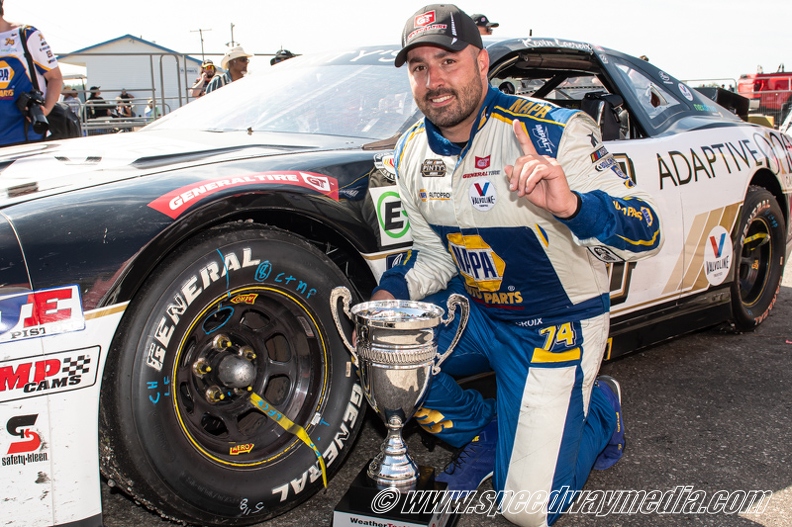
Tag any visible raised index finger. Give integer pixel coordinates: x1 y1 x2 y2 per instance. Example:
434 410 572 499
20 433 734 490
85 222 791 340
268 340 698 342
513 119 539 156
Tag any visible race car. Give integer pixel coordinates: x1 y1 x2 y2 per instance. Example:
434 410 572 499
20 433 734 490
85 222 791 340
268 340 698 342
1 37 790 527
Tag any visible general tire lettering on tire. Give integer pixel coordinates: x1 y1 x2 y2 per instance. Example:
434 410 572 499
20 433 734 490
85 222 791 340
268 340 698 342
100 224 364 526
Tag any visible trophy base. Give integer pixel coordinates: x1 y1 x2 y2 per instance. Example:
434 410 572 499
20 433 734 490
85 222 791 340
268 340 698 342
333 463 461 527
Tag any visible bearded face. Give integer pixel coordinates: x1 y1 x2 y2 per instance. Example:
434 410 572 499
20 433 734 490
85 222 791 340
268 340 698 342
407 46 487 138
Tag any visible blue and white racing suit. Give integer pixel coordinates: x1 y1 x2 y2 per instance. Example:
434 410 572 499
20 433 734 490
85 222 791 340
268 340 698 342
374 86 663 526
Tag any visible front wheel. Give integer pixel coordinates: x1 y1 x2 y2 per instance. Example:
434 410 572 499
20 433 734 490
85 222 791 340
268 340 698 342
730 186 787 330
100 224 365 525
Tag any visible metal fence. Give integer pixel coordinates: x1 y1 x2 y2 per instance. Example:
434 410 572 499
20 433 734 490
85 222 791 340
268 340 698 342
686 77 792 129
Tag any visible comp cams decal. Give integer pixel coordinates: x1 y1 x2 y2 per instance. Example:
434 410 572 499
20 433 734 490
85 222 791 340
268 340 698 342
703 225 732 286
0 286 84 343
0 346 100 403
148 172 340 219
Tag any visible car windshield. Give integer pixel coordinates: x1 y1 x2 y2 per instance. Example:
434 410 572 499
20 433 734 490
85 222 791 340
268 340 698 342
145 51 420 140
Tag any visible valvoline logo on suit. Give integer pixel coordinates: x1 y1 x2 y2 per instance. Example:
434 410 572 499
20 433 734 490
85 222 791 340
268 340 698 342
469 180 497 211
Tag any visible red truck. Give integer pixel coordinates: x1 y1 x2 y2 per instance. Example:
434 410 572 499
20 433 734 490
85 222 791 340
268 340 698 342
737 66 792 124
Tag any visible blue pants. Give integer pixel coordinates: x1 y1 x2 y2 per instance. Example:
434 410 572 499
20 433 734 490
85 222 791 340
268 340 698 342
414 278 617 527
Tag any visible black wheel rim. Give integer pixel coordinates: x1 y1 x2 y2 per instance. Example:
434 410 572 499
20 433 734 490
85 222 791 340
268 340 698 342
738 217 773 307
171 286 328 467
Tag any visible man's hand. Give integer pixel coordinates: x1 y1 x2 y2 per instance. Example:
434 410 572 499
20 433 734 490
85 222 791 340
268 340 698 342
351 290 396 345
370 290 396 302
504 120 579 218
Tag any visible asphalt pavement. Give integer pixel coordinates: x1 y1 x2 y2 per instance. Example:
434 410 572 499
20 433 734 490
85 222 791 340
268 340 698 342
101 264 792 527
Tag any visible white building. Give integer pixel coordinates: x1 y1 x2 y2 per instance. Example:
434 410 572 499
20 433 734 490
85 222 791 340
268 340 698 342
57 35 203 117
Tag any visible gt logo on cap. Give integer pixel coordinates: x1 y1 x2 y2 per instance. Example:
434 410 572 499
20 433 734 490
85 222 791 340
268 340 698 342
415 11 436 27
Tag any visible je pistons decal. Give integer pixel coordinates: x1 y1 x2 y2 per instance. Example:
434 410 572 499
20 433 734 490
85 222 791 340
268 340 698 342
421 159 446 177
469 180 496 211
446 233 505 292
704 225 732 286
0 286 84 343
148 172 339 219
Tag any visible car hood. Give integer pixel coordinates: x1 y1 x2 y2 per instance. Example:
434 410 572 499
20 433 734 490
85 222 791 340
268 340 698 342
0 129 370 204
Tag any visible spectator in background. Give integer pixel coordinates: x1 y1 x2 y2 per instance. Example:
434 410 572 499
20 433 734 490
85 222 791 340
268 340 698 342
0 0 64 146
143 98 161 122
205 46 252 94
85 86 112 119
119 87 134 102
270 49 295 66
61 88 82 118
111 96 134 118
190 59 216 98
471 13 499 35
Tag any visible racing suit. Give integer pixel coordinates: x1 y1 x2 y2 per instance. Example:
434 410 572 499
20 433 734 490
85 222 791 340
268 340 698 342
374 85 663 526
0 25 59 146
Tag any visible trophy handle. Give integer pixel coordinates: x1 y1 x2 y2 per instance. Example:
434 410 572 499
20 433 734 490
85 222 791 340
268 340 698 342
329 286 358 364
433 293 469 375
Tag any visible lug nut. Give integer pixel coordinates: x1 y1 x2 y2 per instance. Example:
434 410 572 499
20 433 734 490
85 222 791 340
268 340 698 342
213 334 233 351
193 359 212 376
239 345 257 361
205 385 226 403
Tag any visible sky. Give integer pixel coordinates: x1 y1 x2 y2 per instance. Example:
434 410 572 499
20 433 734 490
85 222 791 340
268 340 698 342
6 0 791 85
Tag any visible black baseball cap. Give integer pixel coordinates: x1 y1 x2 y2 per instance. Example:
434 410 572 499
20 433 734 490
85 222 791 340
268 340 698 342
395 4 483 68
471 14 499 28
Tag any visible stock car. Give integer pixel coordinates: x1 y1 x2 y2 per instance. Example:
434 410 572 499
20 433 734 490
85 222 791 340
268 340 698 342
1 37 791 527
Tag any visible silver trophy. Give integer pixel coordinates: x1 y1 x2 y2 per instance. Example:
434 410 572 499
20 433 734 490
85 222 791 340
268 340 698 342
330 286 469 490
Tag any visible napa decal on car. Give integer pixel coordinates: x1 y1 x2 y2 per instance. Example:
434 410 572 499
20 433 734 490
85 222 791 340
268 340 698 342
148 172 340 219
0 286 84 343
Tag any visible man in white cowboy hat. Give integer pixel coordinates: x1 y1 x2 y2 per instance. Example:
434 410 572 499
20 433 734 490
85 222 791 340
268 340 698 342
205 45 253 94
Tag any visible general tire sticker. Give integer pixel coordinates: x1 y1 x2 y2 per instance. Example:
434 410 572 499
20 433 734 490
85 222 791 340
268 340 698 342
148 172 340 219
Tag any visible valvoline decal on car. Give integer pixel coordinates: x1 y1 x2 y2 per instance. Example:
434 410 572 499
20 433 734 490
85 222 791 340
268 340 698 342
147 172 340 219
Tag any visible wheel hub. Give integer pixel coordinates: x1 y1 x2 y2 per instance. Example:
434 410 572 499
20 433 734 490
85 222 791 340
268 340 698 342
217 353 257 388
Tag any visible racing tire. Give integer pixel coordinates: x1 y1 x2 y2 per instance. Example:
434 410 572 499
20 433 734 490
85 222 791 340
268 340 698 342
729 186 787 330
100 224 365 526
